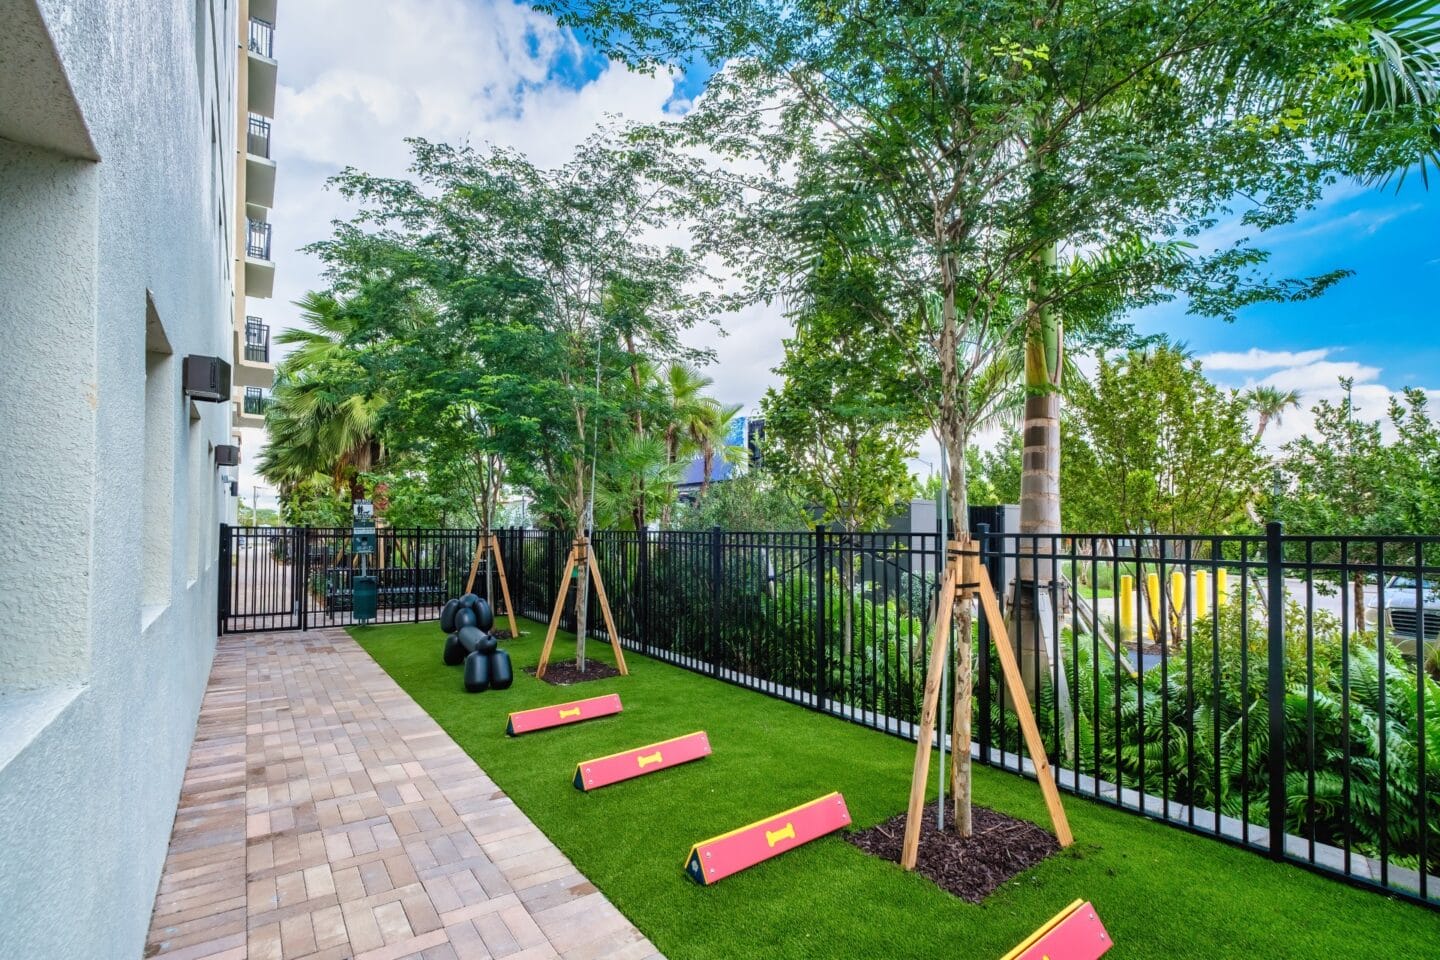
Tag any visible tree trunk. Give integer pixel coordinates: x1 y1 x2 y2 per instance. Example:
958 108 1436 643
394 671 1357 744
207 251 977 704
575 551 591 670
1353 571 1367 634
935 247 973 838
1014 239 1063 712
1019 241 1063 582
626 333 646 531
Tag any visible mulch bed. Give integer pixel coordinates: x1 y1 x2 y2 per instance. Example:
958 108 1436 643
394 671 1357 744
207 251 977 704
847 801 1059 903
524 659 621 685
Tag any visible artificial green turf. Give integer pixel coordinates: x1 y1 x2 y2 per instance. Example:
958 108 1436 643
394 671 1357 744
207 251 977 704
353 618 1440 960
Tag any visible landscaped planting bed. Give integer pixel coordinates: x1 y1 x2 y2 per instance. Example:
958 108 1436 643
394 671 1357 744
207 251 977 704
354 616 1440 960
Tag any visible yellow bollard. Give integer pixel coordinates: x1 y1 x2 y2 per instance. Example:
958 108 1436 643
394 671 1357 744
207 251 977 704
1118 575 1136 640
1145 573 1161 637
1194 570 1210 617
1217 568 1230 607
1170 570 1186 616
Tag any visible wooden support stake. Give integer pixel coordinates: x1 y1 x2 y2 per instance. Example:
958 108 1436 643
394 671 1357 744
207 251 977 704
586 546 628 675
489 535 520 639
900 539 1072 872
463 534 521 639
464 537 484 594
536 536 628 680
900 561 958 870
535 544 579 680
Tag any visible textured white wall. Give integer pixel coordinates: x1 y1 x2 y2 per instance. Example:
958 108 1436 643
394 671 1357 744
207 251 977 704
0 0 238 956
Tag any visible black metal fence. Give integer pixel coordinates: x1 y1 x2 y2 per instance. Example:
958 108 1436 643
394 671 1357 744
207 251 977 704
218 525 526 633
219 521 1440 908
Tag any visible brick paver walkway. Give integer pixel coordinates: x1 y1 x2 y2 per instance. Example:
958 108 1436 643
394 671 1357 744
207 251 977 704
144 628 662 960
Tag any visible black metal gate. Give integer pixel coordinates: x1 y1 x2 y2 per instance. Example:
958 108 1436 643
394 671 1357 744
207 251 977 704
217 525 525 634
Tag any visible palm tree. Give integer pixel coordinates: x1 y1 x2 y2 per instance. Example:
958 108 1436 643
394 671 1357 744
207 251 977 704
655 363 716 464
1017 0 1438 547
1248 386 1303 441
257 291 385 504
696 401 745 497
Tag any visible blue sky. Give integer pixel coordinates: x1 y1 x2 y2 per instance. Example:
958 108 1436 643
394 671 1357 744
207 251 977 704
1134 177 1440 396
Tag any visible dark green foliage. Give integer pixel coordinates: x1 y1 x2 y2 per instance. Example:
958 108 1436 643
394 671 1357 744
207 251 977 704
989 601 1440 873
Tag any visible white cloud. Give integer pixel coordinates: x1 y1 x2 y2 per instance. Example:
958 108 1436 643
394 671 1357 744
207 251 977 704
1198 347 1332 371
1201 349 1437 450
236 0 791 504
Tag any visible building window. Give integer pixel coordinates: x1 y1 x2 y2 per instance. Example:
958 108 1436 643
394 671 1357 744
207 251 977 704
142 296 176 615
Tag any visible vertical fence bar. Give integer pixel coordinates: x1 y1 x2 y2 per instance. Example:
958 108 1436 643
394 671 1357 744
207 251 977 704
711 526 722 677
1266 521 1287 861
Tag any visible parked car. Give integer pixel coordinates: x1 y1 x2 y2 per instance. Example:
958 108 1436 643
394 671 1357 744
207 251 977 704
1382 574 1440 658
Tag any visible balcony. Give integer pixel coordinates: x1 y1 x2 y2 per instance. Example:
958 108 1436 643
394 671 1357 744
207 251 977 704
245 115 276 209
246 219 271 260
234 317 274 390
243 219 275 298
243 387 269 415
248 17 274 58
247 18 277 118
244 318 270 363
246 115 271 158
233 386 269 428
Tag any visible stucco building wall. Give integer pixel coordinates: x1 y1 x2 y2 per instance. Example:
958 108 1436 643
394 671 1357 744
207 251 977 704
0 1 239 956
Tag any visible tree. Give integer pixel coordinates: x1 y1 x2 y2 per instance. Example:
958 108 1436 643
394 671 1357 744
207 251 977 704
1015 0 1440 576
542 0 1438 840
320 130 713 668
970 432 1024 508
1062 346 1265 537
670 469 812 532
258 291 386 506
1248 386 1304 441
762 250 922 654
1276 380 1440 631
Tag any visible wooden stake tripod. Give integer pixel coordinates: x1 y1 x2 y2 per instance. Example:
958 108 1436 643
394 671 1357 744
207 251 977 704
901 539 1072 869
464 533 520 639
535 535 628 680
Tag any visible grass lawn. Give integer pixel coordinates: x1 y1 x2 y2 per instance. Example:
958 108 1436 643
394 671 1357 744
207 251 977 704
353 617 1440 960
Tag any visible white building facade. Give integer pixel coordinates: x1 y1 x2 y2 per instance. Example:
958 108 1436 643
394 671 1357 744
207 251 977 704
0 0 258 955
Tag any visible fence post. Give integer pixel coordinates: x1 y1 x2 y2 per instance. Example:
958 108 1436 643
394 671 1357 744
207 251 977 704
638 525 650 654
1266 520 1287 861
976 523 992 765
298 528 309 631
217 523 230 635
710 526 722 677
814 523 827 711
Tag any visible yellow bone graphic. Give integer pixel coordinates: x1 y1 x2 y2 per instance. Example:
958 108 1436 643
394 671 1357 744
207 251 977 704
637 751 663 768
765 822 795 848
558 707 581 719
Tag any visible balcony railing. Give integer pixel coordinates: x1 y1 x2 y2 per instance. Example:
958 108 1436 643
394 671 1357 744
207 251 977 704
246 220 272 260
244 317 271 363
243 387 269 416
246 115 271 159
248 18 274 58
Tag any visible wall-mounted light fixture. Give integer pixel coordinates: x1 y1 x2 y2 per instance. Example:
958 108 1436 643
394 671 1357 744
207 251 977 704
183 355 231 402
